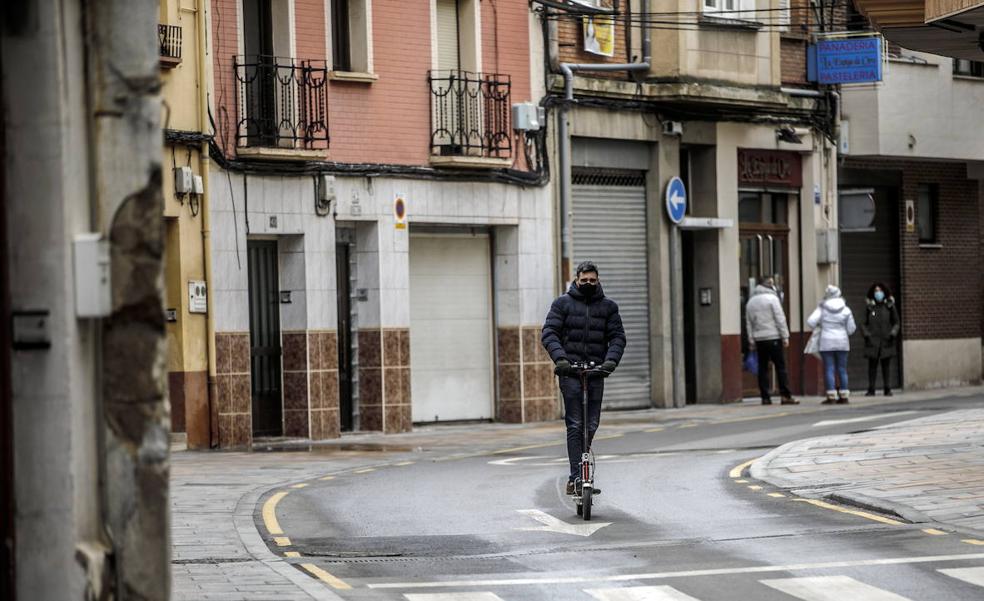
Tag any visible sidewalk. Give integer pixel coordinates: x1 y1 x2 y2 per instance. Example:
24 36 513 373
171 386 984 600
753 407 984 538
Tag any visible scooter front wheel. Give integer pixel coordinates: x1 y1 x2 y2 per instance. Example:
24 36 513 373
582 484 593 521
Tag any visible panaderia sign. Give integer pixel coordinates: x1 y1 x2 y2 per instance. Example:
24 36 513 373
738 149 802 188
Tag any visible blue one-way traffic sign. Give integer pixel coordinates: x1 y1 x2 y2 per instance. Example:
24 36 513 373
665 176 687 224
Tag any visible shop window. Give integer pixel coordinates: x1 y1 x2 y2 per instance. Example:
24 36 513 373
331 0 373 74
953 59 984 78
917 183 938 244
739 192 788 225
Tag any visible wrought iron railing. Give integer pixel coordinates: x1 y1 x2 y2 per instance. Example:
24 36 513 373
428 70 511 159
158 24 182 65
234 56 329 150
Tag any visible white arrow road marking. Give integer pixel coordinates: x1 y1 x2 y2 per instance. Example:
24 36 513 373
761 575 912 601
586 585 702 601
812 411 917 427
515 509 612 537
487 456 546 466
939 567 984 587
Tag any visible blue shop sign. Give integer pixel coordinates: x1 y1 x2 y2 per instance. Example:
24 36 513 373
807 37 882 84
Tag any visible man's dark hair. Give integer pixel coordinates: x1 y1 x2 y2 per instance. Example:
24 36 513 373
576 261 599 276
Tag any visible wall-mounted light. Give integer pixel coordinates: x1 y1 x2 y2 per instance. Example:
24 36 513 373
280 290 292 304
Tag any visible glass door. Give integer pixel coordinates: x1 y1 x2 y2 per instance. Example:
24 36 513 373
739 191 791 398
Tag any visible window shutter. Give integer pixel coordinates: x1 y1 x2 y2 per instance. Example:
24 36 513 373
435 0 460 72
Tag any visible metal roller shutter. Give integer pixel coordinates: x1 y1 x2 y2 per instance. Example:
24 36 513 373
573 169 651 409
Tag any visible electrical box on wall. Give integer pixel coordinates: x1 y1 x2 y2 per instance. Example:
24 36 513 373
319 174 336 202
74 233 112 318
174 166 193 194
512 102 543 131
816 229 839 264
188 280 207 314
192 174 204 195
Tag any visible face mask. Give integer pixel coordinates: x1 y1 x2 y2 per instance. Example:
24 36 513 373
578 283 598 297
874 291 885 302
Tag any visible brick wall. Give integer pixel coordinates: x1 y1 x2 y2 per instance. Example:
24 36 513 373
556 0 628 78
210 0 532 167
780 37 807 85
847 159 982 341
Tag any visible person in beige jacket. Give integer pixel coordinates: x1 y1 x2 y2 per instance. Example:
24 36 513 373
745 277 797 405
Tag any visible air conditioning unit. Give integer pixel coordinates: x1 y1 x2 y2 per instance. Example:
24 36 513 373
662 120 683 137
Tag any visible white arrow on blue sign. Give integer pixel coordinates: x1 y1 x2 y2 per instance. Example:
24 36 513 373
665 176 687 224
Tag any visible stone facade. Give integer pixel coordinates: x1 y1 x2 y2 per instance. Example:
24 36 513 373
358 328 411 433
497 326 557 423
214 332 252 448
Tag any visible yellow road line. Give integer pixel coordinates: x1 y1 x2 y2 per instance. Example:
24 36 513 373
734 479 749 484
319 475 335 481
923 528 947 536
394 461 416 466
594 433 625 441
792 499 905 526
748 485 763 491
262 491 289 535
353 468 376 474
285 551 301 558
274 536 291 547
714 411 794 425
962 539 984 546
768 492 786 498
290 483 309 489
301 563 352 590
645 427 665 433
729 458 757 479
678 423 698 428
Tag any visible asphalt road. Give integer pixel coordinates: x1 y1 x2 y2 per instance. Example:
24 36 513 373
264 395 984 600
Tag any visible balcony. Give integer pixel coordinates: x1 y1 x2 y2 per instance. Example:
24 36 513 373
158 24 182 69
428 70 512 168
234 56 329 159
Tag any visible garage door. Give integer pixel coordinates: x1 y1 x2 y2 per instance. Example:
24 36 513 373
409 234 494 422
573 169 651 409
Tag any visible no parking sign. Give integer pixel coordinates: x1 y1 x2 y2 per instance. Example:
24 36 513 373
394 194 407 230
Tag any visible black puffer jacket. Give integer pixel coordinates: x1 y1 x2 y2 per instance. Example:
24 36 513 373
541 282 626 366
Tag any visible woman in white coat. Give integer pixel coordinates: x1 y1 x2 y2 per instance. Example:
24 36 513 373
807 285 857 404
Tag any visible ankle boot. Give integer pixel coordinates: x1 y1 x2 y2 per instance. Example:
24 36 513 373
837 390 850 404
883 388 893 397
822 390 837 404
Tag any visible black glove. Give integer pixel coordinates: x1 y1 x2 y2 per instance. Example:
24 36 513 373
554 359 571 376
601 360 617 376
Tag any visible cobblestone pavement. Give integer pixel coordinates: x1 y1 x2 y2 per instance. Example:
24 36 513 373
753 408 984 538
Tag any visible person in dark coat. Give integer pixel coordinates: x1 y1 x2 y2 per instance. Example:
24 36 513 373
861 282 900 396
541 261 626 496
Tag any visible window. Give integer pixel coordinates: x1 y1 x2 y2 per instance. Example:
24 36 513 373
704 0 754 20
954 59 984 78
917 184 938 244
330 0 372 74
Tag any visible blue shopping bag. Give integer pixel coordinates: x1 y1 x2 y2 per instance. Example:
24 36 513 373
743 351 758 374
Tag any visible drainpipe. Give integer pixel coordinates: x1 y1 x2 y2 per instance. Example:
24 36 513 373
197 0 219 448
557 0 651 282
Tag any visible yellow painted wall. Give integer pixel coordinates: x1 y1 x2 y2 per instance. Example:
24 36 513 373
160 0 209 376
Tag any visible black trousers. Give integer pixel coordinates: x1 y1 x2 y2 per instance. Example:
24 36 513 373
756 339 792 401
559 375 604 482
868 357 892 391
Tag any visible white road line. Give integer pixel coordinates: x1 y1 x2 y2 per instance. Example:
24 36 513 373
404 594 506 601
939 566 984 587
367 552 984 589
811 411 918 428
760 575 912 601
514 509 612 537
586 585 703 600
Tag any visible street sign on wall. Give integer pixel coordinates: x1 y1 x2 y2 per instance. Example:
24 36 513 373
665 177 687 225
808 36 883 84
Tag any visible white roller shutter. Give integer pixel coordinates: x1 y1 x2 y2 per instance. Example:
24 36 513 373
573 171 651 409
409 234 493 422
435 0 460 71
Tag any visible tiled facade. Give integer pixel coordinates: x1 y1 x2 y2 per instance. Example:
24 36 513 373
358 328 411 433
309 330 341 440
281 332 310 438
214 332 251 448
497 326 557 423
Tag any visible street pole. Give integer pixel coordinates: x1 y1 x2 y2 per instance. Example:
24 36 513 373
670 223 685 408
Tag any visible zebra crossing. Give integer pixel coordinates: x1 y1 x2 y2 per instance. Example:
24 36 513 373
401 566 984 601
